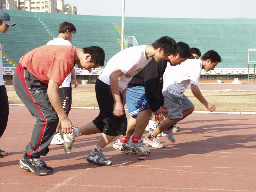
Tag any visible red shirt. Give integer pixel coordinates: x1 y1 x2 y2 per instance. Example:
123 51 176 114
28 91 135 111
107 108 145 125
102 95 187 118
19 45 76 85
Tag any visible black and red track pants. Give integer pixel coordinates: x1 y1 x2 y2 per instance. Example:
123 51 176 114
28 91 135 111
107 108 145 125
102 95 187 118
13 63 58 158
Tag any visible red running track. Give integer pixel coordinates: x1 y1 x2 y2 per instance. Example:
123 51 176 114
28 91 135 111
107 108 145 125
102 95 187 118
0 105 256 192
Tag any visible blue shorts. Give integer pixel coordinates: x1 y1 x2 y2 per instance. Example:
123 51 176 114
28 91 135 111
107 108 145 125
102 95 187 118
126 86 150 117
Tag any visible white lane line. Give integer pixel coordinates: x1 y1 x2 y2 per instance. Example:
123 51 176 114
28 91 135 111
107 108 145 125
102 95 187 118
78 184 253 191
0 183 252 192
117 161 131 166
46 168 91 192
214 167 233 169
219 152 233 153
10 104 256 115
131 164 151 167
127 165 231 176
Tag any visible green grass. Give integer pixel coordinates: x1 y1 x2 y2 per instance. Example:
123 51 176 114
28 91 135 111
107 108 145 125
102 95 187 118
186 91 256 111
72 89 97 107
7 87 256 112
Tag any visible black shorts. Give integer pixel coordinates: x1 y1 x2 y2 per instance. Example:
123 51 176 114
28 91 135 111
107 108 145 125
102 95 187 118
93 79 127 136
58 86 72 115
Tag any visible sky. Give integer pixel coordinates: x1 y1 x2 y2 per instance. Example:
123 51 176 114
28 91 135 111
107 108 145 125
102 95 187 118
64 0 256 19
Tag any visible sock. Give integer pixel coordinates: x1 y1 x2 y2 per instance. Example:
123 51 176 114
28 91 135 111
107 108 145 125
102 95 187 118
25 153 39 159
131 136 141 143
91 145 103 154
120 136 129 144
73 128 81 137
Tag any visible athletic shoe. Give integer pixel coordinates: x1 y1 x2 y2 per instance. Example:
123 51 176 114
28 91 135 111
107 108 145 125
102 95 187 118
146 120 167 137
131 140 151 156
113 139 136 154
86 151 112 166
19 156 52 176
50 132 64 145
158 131 168 137
41 162 53 172
0 148 8 156
172 125 180 133
144 135 165 148
20 153 53 172
163 128 175 143
62 132 75 154
113 139 124 151
145 120 159 132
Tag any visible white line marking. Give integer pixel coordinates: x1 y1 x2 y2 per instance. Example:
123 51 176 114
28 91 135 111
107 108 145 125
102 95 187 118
9 104 256 115
219 152 233 154
117 161 130 166
214 167 233 169
0 183 251 191
46 168 91 192
131 165 151 167
78 184 253 191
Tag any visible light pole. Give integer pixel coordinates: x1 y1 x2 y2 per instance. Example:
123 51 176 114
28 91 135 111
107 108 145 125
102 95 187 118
121 0 125 50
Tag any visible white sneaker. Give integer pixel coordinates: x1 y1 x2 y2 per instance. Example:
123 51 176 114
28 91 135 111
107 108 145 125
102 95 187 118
113 139 123 151
163 128 175 143
50 132 64 145
172 125 180 132
158 131 168 137
113 139 136 154
145 120 159 132
62 133 75 153
143 135 165 148
132 140 150 156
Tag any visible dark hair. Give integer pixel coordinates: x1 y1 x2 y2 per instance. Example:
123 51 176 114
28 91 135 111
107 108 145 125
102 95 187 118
0 20 2 25
83 46 105 66
201 50 222 63
176 42 192 58
191 48 201 57
58 22 76 34
151 36 176 54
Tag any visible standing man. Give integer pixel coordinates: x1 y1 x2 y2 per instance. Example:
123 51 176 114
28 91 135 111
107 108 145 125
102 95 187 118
70 36 177 166
47 22 78 148
0 11 15 158
13 45 105 176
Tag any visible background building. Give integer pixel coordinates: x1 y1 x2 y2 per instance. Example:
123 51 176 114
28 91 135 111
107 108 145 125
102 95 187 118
5 0 77 14
0 0 6 9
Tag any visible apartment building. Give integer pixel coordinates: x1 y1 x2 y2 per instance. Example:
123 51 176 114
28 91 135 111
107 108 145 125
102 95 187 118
5 0 77 14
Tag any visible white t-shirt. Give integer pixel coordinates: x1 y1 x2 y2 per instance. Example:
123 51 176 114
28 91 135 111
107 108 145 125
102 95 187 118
46 38 72 88
163 59 202 96
0 44 4 86
99 45 152 91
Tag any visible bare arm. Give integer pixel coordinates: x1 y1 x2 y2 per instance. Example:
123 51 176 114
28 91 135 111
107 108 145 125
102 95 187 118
71 68 78 88
109 69 125 116
191 84 216 112
47 79 73 133
122 88 127 106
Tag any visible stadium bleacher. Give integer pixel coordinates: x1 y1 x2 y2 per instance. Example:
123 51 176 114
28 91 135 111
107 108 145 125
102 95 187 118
1 10 256 78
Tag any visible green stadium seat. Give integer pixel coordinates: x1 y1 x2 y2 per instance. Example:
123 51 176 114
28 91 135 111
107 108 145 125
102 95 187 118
1 10 256 70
